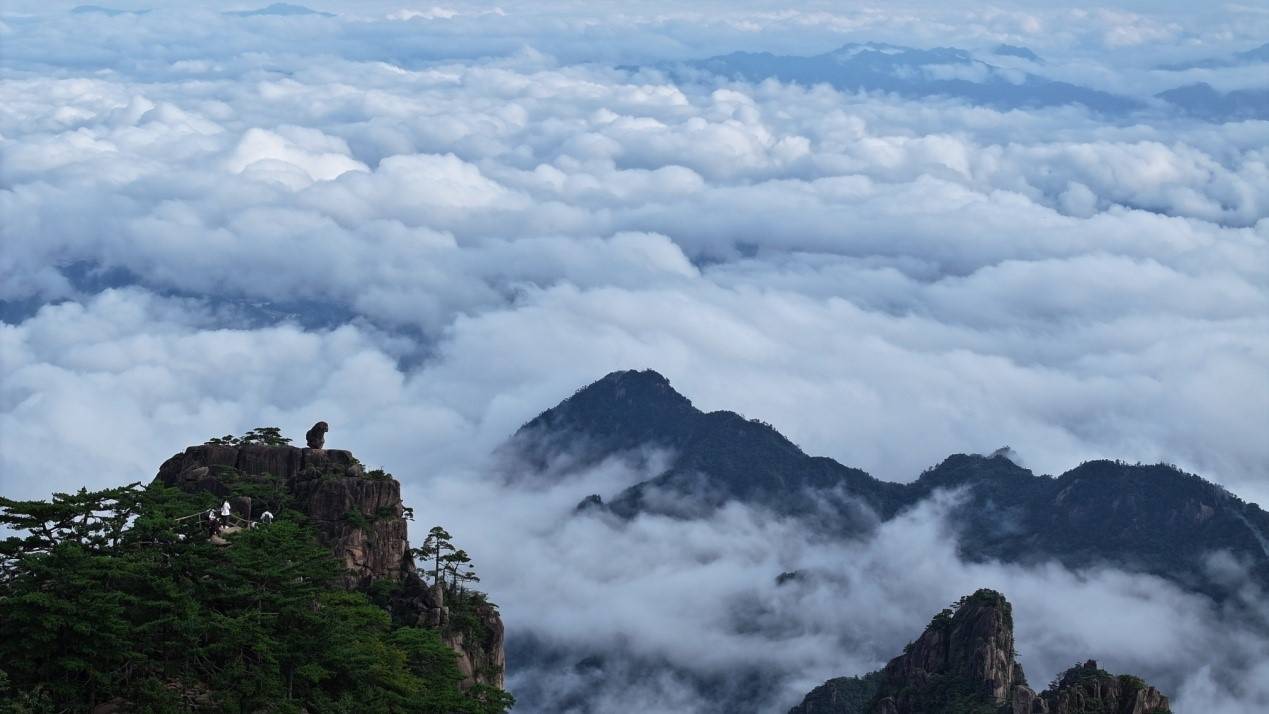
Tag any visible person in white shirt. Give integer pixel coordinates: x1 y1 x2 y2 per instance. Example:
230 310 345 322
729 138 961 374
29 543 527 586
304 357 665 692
220 501 231 518
259 511 274 525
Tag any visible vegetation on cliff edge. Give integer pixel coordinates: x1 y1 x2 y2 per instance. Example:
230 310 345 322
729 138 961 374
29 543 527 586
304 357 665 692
0 482 513 713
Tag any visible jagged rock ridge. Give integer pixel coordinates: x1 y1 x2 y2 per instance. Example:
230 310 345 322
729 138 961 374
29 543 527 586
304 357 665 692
154 443 505 689
790 589 1170 714
508 370 1269 597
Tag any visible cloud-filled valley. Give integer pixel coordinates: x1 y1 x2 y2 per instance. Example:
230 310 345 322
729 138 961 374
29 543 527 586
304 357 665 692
2 1 1268 712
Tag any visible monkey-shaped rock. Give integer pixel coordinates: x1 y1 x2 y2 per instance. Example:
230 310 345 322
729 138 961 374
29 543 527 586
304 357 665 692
306 421 328 449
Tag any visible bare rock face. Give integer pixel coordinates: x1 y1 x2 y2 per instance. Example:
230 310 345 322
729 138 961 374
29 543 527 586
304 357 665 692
156 445 402 586
871 589 1025 714
444 605 506 689
289 470 410 588
154 443 505 689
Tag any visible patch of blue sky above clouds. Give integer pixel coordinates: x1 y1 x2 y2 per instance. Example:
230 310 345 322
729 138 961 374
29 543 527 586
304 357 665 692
2 3 1268 711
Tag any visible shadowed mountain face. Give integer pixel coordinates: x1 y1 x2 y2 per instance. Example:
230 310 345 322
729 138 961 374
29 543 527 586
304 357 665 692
677 43 1138 113
506 370 1269 596
507 369 905 531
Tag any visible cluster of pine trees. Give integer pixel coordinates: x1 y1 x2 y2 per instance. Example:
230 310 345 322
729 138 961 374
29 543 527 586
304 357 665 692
0 483 513 713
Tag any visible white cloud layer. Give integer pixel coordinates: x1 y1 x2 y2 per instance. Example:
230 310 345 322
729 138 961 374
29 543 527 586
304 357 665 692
2 2 1268 712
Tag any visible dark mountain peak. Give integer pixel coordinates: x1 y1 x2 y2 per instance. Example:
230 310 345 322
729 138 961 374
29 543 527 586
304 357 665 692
582 368 682 401
793 589 1170 714
506 371 898 526
517 369 695 437
505 369 701 472
911 451 1035 491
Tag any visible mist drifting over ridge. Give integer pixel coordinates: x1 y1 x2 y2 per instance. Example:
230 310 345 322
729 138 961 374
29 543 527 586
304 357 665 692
2 0 1269 711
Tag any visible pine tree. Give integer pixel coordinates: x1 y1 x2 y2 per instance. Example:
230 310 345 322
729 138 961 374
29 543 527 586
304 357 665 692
417 526 456 587
0 483 514 713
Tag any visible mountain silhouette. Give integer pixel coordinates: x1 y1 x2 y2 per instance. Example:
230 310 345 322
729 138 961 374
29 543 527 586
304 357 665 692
506 369 1269 597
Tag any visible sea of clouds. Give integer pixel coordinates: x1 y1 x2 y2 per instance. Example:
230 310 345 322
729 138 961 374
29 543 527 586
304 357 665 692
2 1 1268 711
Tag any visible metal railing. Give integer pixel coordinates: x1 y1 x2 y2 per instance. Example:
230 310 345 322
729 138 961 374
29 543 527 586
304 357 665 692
175 511 251 529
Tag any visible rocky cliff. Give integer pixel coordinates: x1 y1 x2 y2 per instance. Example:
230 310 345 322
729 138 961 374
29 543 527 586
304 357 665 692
869 589 1028 714
789 589 1170 714
154 443 505 689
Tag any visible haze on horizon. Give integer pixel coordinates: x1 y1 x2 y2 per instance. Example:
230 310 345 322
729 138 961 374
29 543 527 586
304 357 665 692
2 1 1268 712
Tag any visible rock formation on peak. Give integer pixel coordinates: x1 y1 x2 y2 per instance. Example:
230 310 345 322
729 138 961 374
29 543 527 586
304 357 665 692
789 589 1170 714
305 420 328 449
153 442 505 689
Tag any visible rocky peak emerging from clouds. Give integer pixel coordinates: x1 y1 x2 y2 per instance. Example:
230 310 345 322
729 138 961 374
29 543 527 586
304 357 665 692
509 369 700 469
791 589 1171 714
508 369 897 529
154 443 505 689
869 589 1026 713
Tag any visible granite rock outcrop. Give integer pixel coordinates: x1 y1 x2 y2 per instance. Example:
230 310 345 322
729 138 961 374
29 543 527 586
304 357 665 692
789 589 1169 714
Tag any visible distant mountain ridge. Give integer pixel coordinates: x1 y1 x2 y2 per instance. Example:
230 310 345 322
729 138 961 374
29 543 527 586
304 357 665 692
673 43 1138 113
1156 83 1269 121
1158 42 1269 70
507 370 1269 597
670 40 1269 122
